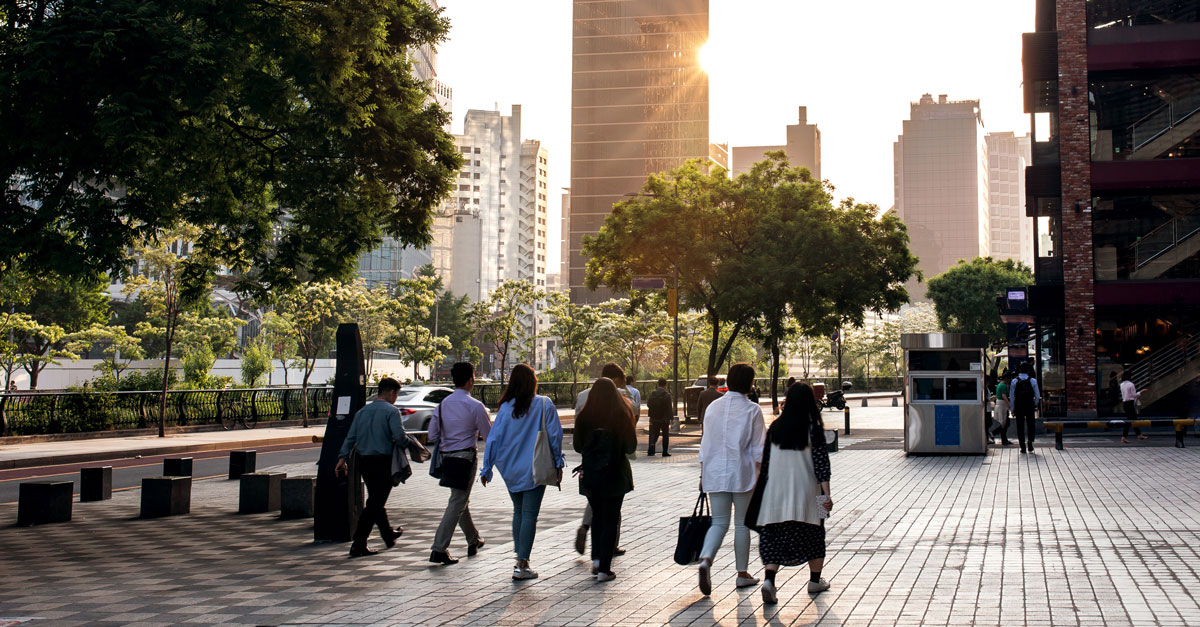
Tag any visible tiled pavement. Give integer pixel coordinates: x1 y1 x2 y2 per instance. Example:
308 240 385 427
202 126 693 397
3 432 1200 626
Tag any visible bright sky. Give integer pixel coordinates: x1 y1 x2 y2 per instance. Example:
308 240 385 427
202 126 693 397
436 0 1035 272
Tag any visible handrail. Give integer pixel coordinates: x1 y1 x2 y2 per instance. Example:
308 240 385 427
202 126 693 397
1128 332 1200 393
1130 208 1200 270
1128 91 1200 153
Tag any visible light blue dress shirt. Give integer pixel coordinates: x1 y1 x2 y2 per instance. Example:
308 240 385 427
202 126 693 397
480 395 565 493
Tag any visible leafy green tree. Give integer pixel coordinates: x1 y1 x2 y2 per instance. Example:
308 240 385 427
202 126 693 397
275 281 355 425
541 292 603 396
260 312 298 386
926 257 1034 344
2 0 461 296
417 265 479 365
69 324 145 384
241 341 272 387
676 312 709 383
875 303 941 376
13 274 109 387
469 280 543 383
595 299 670 379
346 282 396 380
6 318 77 390
171 311 243 388
388 276 449 380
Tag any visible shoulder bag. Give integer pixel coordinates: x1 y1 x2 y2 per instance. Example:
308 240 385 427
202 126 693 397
532 396 561 489
428 399 444 479
674 492 713 566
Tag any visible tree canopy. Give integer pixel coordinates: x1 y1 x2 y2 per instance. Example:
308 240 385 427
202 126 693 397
1 0 462 297
926 257 1034 344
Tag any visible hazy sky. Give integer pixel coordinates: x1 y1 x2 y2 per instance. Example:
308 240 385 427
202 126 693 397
436 0 1036 271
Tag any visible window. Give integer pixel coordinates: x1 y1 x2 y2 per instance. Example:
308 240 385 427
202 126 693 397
473 186 480 192
474 160 480 166
424 390 452 403
946 378 979 401
474 148 481 154
911 378 945 401
474 173 480 179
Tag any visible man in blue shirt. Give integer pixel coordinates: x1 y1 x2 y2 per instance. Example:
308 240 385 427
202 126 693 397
336 377 407 557
428 362 492 565
1007 362 1042 454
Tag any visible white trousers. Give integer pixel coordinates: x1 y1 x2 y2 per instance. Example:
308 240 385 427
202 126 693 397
700 490 753 572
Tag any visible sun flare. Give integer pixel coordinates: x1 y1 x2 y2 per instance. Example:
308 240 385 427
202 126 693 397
698 40 715 74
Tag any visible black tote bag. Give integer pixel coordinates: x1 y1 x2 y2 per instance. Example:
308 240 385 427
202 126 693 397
674 492 712 566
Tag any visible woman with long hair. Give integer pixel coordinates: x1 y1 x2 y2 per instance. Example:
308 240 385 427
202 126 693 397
573 377 637 582
479 364 565 580
746 382 833 603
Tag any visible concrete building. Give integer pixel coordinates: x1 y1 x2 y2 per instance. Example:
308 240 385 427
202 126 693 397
894 94 990 299
986 132 1035 267
731 106 821 178
1016 0 1200 418
568 0 710 302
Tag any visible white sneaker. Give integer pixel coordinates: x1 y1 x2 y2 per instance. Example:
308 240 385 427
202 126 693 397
736 575 760 588
512 567 539 580
761 580 777 604
591 560 600 577
807 578 830 593
596 571 617 582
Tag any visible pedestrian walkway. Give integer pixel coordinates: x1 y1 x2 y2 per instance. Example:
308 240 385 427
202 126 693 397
3 434 1200 626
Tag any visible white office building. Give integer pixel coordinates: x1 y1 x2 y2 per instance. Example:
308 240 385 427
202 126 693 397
986 132 1035 267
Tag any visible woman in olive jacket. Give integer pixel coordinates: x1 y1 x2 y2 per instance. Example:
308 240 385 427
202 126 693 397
573 376 637 582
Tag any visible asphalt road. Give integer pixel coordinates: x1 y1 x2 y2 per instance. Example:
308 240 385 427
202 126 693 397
0 443 321 504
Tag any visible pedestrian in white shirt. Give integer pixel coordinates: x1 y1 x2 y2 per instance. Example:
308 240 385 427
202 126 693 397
696 363 766 596
1120 372 1147 443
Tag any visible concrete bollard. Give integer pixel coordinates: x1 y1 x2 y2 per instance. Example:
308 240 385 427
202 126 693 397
141 476 191 518
80 466 113 502
861 398 869 407
281 476 317 518
18 481 73 525
163 457 193 477
892 396 899 407
240 472 285 514
228 450 257 480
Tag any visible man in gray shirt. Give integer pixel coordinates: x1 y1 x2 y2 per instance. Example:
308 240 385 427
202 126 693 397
428 362 492 565
336 377 407 557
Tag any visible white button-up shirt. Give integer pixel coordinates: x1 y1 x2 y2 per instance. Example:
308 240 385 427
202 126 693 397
1120 380 1140 402
699 392 766 493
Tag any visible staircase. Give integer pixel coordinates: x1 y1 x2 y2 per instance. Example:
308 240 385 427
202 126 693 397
1128 332 1200 409
1127 86 1200 160
1128 208 1200 279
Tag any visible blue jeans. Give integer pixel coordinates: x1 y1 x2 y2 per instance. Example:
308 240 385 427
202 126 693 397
508 485 546 561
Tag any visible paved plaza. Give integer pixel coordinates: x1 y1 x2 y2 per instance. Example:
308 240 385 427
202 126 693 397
2 418 1200 626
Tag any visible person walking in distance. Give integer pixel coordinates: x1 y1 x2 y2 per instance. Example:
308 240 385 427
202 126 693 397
625 374 642 422
697 363 766 595
1120 371 1148 444
479 364 565 580
1007 363 1041 454
991 369 1013 446
697 371 722 425
428 362 492 565
646 378 673 456
746 383 834 602
573 377 637 582
336 377 406 557
574 363 633 556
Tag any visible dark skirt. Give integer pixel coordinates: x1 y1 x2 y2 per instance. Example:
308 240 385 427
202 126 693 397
758 520 825 566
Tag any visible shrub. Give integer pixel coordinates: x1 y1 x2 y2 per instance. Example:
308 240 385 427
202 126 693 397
241 342 272 387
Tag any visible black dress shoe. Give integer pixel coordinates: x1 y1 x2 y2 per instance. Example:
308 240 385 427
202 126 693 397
383 530 402 548
613 547 626 556
429 550 459 565
349 545 378 558
662 452 672 457
646 451 655 456
467 538 485 556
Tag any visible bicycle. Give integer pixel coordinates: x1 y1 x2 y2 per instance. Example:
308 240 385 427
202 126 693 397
218 395 258 430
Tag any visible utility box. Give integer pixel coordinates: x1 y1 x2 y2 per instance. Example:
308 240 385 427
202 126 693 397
902 333 989 455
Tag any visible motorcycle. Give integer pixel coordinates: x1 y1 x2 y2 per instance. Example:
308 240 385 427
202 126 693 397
822 381 853 411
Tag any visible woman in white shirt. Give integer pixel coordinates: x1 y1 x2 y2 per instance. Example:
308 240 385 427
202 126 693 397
696 363 766 596
746 383 833 603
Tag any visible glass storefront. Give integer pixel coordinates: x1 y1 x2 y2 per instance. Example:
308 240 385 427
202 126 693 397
1036 321 1067 416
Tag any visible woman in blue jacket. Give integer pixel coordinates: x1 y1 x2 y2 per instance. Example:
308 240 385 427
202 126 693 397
480 364 565 581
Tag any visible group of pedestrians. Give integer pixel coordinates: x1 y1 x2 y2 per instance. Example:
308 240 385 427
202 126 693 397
336 360 834 602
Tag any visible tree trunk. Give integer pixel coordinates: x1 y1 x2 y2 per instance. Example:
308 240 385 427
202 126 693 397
714 323 743 374
301 363 311 428
770 341 781 413
413 358 420 381
706 309 721 375
158 308 178 438
281 359 289 386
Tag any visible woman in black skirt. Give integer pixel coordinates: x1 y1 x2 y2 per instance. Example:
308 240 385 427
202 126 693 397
746 383 833 603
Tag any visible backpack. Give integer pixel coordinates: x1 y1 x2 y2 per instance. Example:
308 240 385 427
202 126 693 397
1013 378 1036 413
581 427 617 492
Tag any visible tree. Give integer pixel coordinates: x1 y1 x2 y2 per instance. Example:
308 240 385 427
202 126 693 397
876 303 941 376
260 312 298 386
275 281 355 426
173 311 243 388
541 292 603 396
347 282 396 380
676 312 709 382
926 257 1034 344
241 341 272 387
389 276 449 380
595 299 670 379
417 265 479 365
14 274 109 387
469 280 543 383
69 324 145 384
2 0 462 297
8 318 76 390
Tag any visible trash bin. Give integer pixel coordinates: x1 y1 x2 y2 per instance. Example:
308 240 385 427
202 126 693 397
902 333 989 455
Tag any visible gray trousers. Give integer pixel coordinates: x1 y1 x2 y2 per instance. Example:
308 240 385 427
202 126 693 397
431 450 481 553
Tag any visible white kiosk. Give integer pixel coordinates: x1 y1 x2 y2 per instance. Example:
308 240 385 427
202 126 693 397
902 333 989 455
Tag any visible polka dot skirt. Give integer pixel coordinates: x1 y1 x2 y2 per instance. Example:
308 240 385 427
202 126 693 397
759 520 825 566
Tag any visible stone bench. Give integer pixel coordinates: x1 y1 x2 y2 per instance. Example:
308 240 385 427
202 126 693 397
228 450 257 480
141 476 191 518
80 466 112 502
239 472 285 514
163 457 193 477
281 476 317 519
17 481 73 526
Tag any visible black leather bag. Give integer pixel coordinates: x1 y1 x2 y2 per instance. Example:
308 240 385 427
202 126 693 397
439 451 475 490
674 492 712 566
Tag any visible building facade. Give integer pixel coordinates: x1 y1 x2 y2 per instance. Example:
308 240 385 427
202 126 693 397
731 106 821 179
1020 0 1200 417
986 132 1035 267
894 94 991 299
569 0 710 302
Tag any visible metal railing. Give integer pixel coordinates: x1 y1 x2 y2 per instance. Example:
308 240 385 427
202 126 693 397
1128 333 1200 393
1129 91 1200 153
1131 209 1200 270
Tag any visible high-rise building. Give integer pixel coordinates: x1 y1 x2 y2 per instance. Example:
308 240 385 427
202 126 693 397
358 0 453 286
731 106 821 179
986 132 1035 266
1016 0 1200 418
894 94 990 299
520 140 550 290
569 0 710 302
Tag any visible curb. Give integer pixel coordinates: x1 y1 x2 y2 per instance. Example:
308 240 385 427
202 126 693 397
0 434 320 471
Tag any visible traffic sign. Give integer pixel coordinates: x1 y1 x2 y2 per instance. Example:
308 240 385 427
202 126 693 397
631 276 667 290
